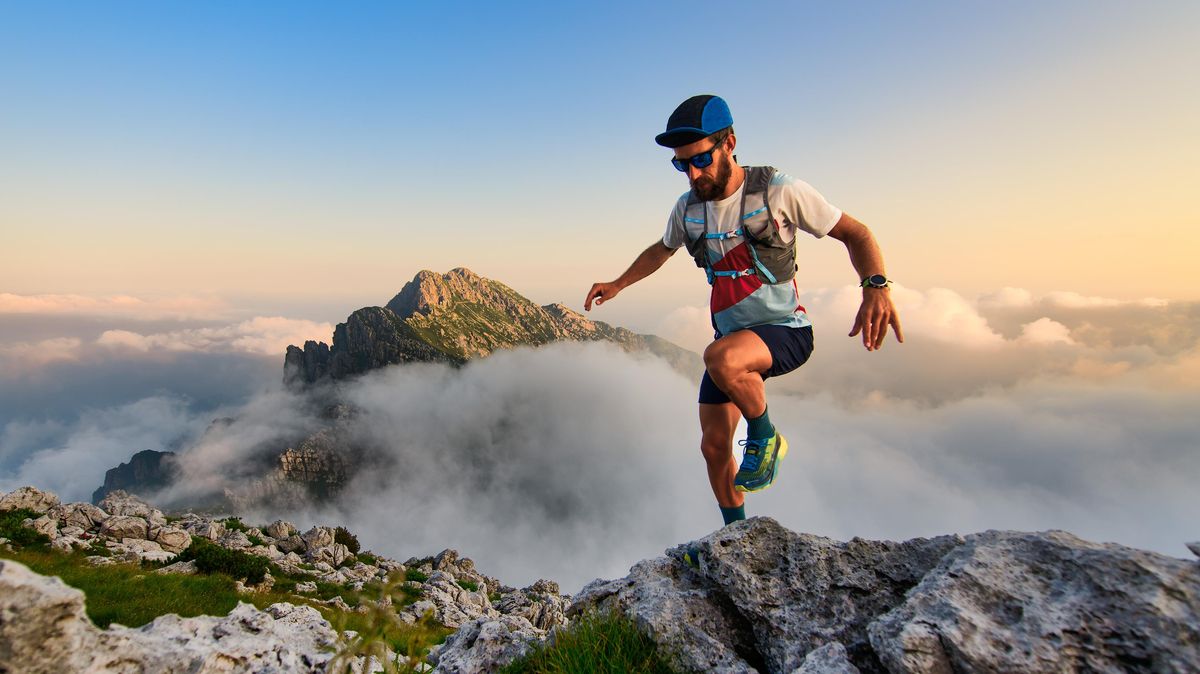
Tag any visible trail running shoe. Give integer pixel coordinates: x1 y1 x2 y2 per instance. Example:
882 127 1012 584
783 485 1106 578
733 432 788 492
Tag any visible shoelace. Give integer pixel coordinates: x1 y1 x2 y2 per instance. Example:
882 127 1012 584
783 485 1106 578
738 438 768 472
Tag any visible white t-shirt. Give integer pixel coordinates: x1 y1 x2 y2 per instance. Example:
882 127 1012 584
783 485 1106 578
662 170 841 254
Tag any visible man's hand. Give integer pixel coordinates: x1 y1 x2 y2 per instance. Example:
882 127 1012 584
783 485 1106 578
849 288 904 351
584 282 621 311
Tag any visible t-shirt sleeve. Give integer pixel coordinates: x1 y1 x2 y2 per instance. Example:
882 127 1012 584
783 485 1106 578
769 172 842 239
661 193 690 249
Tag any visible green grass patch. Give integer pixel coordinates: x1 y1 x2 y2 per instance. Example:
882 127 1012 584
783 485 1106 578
0 547 239 628
457 579 479 592
246 534 265 547
404 568 428 583
358 552 378 566
499 610 679 674
326 573 453 674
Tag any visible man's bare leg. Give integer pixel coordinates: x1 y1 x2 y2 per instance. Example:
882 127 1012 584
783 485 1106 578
699 402 743 508
703 330 772 417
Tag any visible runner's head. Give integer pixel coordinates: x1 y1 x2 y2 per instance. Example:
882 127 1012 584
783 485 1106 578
657 95 738 200
655 95 734 149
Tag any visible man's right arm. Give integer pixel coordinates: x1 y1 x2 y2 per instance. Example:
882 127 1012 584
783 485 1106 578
584 241 676 311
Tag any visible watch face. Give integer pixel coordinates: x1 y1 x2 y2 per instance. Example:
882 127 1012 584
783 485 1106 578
869 274 888 287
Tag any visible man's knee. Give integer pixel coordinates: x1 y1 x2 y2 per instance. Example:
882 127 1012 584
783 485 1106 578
703 341 737 381
699 428 734 463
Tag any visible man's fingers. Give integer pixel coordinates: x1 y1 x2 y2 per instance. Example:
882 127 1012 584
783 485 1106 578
892 315 905 343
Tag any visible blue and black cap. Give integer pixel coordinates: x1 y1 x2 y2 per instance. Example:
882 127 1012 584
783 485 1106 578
654 95 734 148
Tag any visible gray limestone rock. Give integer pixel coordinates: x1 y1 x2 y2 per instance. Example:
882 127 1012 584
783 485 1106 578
0 485 60 513
570 517 963 673
1 559 339 672
795 642 861 674
265 519 295 540
47 502 109 530
1187 541 1200 559
150 524 192 554
97 490 166 526
98 514 151 541
428 614 543 674
868 529 1200 673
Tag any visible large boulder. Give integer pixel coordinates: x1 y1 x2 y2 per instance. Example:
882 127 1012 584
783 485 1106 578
150 525 192 554
98 515 150 541
0 486 60 514
97 490 166 526
868 529 1200 673
47 502 109 530
571 517 960 673
0 559 339 672
428 614 544 674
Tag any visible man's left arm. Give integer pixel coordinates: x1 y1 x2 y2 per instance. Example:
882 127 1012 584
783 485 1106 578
826 212 904 351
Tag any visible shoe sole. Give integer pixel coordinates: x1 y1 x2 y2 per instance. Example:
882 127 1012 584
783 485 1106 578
734 435 788 493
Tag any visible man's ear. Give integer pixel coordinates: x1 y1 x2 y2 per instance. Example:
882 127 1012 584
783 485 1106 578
726 133 737 152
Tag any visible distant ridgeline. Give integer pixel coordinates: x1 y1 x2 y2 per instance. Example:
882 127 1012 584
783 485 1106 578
284 267 698 387
96 268 699 509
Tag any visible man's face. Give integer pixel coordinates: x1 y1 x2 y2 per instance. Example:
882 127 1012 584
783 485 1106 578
674 136 732 202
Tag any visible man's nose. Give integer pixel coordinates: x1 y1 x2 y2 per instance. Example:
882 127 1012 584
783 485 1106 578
686 163 703 180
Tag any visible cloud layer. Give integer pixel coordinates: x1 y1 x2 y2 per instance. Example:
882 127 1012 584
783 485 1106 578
1 287 1197 592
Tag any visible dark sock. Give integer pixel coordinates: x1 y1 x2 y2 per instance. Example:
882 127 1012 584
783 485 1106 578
746 407 774 440
720 504 746 525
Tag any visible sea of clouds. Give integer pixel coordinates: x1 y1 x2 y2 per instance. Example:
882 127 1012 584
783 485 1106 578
1 287 1196 592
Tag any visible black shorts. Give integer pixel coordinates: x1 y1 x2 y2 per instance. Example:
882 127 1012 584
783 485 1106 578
698 324 814 405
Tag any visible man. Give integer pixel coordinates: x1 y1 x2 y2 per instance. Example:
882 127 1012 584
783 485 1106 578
584 94 903 530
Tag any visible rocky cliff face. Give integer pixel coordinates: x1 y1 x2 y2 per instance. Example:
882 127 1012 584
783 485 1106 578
284 267 699 387
91 449 179 505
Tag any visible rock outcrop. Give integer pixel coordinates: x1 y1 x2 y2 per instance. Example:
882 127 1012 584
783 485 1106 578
569 517 1200 674
284 267 700 387
0 559 339 673
91 448 179 504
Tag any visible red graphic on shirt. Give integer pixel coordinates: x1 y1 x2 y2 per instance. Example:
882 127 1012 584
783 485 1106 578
709 242 761 314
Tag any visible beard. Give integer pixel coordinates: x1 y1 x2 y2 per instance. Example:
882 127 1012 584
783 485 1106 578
690 153 733 201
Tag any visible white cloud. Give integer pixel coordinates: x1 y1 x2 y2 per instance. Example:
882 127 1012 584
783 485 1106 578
1018 317 1075 345
0 293 231 320
978 286 1035 308
96 317 334 357
0 338 83 372
654 305 711 353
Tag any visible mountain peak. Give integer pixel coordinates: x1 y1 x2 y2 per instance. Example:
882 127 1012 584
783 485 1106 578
285 268 700 387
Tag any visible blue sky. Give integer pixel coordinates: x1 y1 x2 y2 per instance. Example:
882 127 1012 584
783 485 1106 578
4 1 1197 328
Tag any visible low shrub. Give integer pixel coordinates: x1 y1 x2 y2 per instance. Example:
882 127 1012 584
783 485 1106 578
405 568 428 583
0 508 51 550
177 537 268 584
358 552 378 566
222 517 249 533
458 579 479 592
334 526 360 554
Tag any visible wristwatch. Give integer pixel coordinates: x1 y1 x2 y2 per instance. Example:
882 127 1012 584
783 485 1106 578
860 274 892 289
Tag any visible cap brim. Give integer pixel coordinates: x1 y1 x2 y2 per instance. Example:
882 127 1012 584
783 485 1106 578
654 127 709 148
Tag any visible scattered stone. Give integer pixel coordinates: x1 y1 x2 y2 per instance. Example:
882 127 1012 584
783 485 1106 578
27 515 58 538
47 502 109 530
155 559 199 575
0 486 60 513
97 490 166 526
265 519 295 540
295 581 318 594
220 529 253 550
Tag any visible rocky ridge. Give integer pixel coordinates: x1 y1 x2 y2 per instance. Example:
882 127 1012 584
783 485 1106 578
8 484 1196 673
284 267 700 387
0 485 569 673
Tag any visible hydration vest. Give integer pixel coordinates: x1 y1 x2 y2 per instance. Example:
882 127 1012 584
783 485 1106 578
682 166 798 286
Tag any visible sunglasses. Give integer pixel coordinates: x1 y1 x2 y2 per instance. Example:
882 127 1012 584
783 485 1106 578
671 141 723 172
